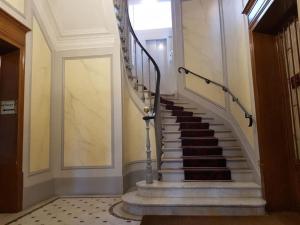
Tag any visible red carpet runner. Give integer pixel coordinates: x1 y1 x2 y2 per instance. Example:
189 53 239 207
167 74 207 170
161 97 232 181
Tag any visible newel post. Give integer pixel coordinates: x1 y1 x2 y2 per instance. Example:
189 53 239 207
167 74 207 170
143 106 153 184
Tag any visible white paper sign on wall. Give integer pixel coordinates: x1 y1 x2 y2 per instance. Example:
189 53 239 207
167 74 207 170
0 100 17 115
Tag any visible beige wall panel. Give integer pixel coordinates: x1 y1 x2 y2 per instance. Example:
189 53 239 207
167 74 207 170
182 0 225 107
30 17 51 172
222 0 254 146
4 0 24 13
63 57 112 167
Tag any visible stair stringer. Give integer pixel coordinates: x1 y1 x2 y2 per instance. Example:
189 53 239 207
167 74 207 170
177 88 261 184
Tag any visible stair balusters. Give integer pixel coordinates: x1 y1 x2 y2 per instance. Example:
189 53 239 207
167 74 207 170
114 0 162 181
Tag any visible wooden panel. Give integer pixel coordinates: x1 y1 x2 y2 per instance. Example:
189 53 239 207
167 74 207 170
251 33 295 210
0 51 22 212
0 9 29 47
243 0 297 33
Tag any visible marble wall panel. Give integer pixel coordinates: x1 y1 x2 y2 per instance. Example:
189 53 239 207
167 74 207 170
63 57 112 168
222 0 254 147
30 17 51 173
182 0 225 107
4 0 24 14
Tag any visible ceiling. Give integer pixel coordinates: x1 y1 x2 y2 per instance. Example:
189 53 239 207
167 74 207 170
46 0 111 37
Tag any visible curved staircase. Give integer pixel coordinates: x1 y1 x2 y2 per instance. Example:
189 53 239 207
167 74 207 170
114 0 266 216
122 94 265 215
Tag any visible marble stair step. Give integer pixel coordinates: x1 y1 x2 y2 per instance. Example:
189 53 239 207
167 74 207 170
162 146 244 158
136 180 263 198
160 169 254 182
162 116 215 124
162 130 233 139
122 191 266 216
162 138 239 148
162 123 227 131
161 157 249 169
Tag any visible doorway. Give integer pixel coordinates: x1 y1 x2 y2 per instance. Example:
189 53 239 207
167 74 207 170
0 39 22 213
146 39 174 94
0 8 28 213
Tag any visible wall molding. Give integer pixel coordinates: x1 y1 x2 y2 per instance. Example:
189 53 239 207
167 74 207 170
61 55 114 170
27 13 54 177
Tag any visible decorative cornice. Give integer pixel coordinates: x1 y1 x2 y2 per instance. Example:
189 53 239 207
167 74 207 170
32 0 117 51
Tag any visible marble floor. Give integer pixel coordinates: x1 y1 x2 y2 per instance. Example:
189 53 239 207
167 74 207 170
1 197 141 225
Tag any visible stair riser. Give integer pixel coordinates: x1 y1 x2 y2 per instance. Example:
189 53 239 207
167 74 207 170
123 203 265 216
163 132 233 140
163 140 239 148
162 149 243 158
162 172 253 182
163 124 228 132
162 118 213 124
137 188 262 198
161 161 249 169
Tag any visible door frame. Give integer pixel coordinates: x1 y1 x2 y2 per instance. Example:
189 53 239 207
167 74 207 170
0 9 29 212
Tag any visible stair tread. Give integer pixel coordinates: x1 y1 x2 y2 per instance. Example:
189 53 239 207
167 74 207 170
159 168 253 173
163 138 237 142
162 122 224 126
136 180 261 189
123 191 266 206
163 129 231 133
162 146 241 151
162 157 246 161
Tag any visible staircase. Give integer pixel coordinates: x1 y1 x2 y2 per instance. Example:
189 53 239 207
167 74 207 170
122 94 265 215
114 0 266 216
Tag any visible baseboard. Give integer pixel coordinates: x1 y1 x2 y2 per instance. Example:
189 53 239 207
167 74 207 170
54 176 123 196
23 179 55 209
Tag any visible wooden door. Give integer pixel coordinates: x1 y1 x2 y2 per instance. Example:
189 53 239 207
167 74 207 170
243 0 300 211
0 48 22 212
0 9 29 212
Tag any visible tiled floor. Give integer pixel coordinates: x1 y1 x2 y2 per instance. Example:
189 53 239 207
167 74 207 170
1 197 141 225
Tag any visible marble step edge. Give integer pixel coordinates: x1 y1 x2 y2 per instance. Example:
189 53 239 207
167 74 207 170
122 191 266 207
136 180 261 189
162 115 214 120
161 109 206 114
162 138 238 142
162 146 242 151
162 130 232 134
161 157 247 162
159 168 254 173
162 122 224 126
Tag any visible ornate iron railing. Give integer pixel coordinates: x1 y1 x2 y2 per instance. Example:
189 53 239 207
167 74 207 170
114 0 162 182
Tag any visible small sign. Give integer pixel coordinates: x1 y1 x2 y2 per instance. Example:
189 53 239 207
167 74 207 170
0 100 17 115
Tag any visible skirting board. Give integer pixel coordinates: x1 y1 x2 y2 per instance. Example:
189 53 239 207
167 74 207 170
54 177 123 196
23 179 55 209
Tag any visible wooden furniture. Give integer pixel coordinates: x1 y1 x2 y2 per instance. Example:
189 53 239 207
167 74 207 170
243 0 300 211
0 9 29 212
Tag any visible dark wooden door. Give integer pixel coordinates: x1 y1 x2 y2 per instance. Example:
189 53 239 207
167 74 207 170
0 47 22 212
0 9 29 213
275 17 300 210
243 0 300 211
